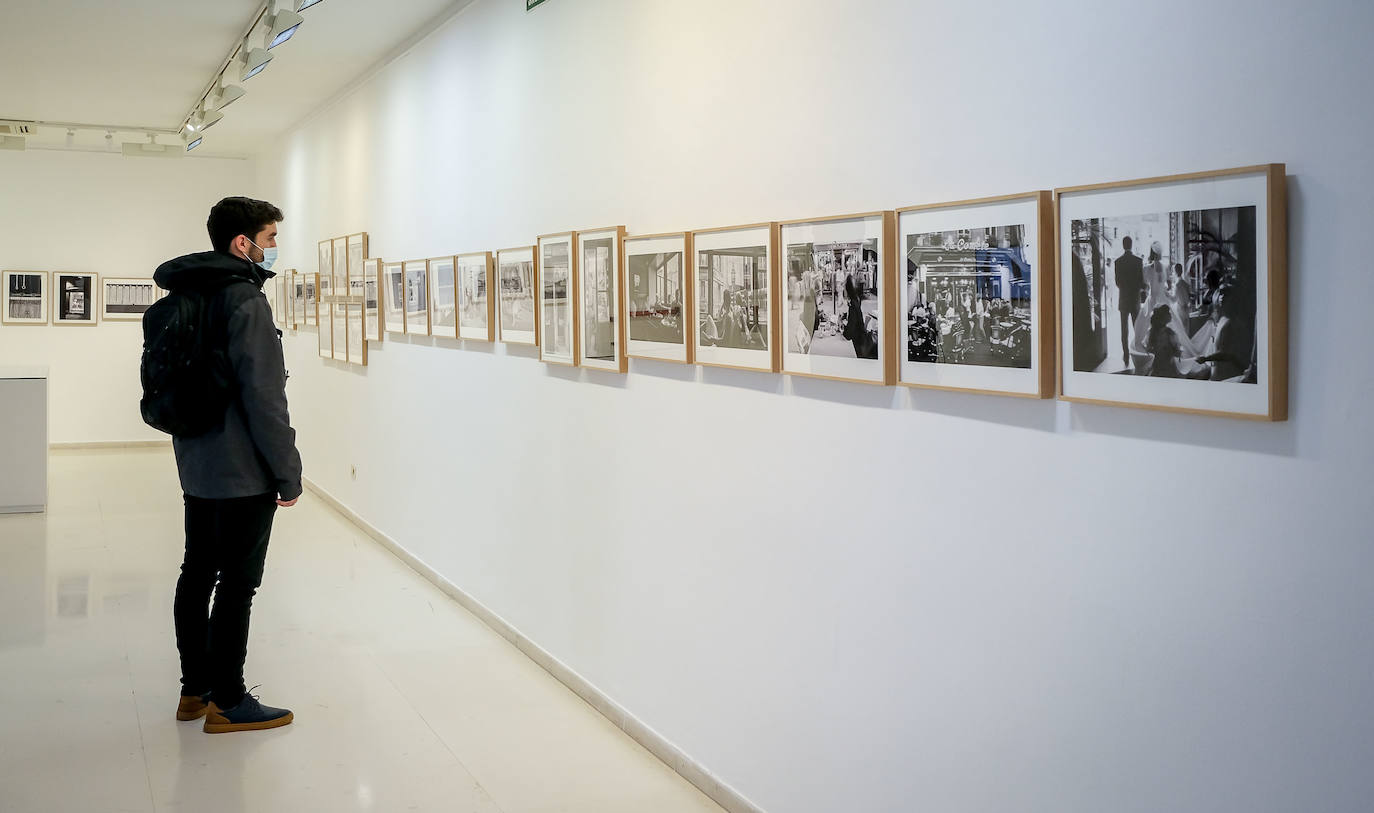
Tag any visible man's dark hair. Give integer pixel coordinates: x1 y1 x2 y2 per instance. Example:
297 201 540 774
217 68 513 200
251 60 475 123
207 197 284 254
1121 235 1133 251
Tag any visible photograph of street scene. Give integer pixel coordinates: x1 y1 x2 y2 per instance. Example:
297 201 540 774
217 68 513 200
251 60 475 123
785 239 879 359
905 224 1032 369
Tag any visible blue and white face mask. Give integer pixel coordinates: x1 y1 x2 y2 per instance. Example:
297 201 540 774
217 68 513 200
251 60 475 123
247 238 278 271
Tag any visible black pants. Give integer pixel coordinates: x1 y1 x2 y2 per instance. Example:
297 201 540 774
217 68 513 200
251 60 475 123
174 493 277 709
1119 301 1140 358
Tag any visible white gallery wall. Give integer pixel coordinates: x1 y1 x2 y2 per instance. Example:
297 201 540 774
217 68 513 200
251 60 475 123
0 149 253 443
252 1 1374 812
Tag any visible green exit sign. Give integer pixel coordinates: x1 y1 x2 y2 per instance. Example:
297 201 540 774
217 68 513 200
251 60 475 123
527 0 551 9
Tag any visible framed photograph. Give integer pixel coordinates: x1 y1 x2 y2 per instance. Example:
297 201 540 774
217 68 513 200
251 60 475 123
457 251 495 342
360 258 383 342
897 192 1054 398
496 245 538 346
332 237 348 306
779 212 895 385
303 265 318 327
331 288 347 362
291 270 305 330
404 259 431 336
578 226 627 372
2 271 49 325
1057 164 1287 420
428 255 458 339
692 222 778 372
313 240 330 327
53 272 98 326
623 231 692 363
346 233 368 292
346 302 367 366
383 261 406 335
100 277 159 322
538 232 578 366
314 274 333 359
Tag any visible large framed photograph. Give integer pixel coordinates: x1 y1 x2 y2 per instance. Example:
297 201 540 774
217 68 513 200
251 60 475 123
100 277 160 322
624 231 692 363
53 272 98 326
1057 164 1287 420
346 302 367 366
360 258 383 342
897 192 1054 398
383 261 406 335
496 245 538 346
538 232 578 366
2 271 49 325
457 251 495 342
404 259 431 336
578 226 627 372
780 212 895 384
428 255 458 339
692 222 778 372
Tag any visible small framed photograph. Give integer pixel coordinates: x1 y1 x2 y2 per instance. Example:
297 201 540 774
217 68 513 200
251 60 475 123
403 259 431 336
303 267 318 327
346 302 367 366
457 251 495 342
100 277 160 322
428 255 458 339
897 192 1054 398
383 261 406 335
290 270 305 330
779 212 895 385
2 270 49 325
1057 164 1287 420
538 232 578 366
331 289 347 362
578 226 627 372
314 273 333 359
360 258 383 342
346 233 368 292
331 237 348 308
53 272 98 326
313 241 330 326
623 231 692 363
496 246 538 346
691 222 779 372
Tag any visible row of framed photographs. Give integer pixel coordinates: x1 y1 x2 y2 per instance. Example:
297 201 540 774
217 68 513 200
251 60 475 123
291 165 1287 421
1 271 165 326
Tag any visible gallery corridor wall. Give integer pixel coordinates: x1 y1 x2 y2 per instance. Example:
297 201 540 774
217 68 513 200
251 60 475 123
256 1 1374 811
0 149 254 443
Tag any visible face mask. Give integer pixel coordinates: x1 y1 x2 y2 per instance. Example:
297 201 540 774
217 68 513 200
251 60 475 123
246 238 278 271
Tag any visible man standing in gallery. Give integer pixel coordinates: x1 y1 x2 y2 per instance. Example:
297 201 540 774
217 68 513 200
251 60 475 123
152 197 302 734
1114 235 1145 365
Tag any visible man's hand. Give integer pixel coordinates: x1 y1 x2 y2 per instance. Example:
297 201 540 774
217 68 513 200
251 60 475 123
277 497 299 508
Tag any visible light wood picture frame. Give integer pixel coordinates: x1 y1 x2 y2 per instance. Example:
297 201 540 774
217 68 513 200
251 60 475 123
778 211 895 385
290 269 304 330
312 241 329 327
623 231 693 364
2 270 49 325
895 191 1055 398
457 251 496 342
100 277 160 322
403 259 431 337
361 258 383 342
52 272 98 326
690 222 780 373
345 233 368 295
427 255 459 339
346 302 367 366
577 226 628 373
383 261 406 336
496 245 539 346
1055 164 1287 421
315 273 333 359
538 231 579 367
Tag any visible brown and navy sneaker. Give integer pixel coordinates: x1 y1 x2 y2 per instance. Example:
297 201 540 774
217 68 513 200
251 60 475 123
203 690 294 734
176 694 211 722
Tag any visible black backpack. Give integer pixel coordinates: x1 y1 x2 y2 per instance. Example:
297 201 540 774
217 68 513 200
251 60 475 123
139 286 237 438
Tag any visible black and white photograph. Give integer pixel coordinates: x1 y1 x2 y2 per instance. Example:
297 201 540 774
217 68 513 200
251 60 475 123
384 261 406 335
2 271 48 325
780 214 890 383
346 302 366 366
458 252 492 341
332 237 348 313
291 271 305 328
347 233 367 291
624 232 689 362
54 272 97 325
404 259 430 336
303 273 317 327
692 224 775 371
317 240 331 320
101 277 159 321
579 228 623 370
428 256 458 337
539 235 575 364
497 247 536 344
1057 165 1285 419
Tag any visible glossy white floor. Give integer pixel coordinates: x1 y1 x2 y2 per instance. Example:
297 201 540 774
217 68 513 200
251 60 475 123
0 448 724 813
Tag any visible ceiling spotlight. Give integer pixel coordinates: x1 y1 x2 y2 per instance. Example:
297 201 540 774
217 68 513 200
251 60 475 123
123 139 183 159
296 0 325 11
240 47 273 81
186 135 202 153
266 2 305 49
65 128 75 148
198 108 225 130
214 81 245 111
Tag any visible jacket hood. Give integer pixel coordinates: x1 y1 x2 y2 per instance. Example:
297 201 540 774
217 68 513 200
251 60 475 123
153 250 274 292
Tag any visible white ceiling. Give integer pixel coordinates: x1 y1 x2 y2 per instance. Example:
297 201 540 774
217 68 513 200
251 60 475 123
0 0 467 157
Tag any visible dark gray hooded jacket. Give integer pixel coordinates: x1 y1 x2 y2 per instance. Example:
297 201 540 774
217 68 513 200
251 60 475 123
153 251 303 501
